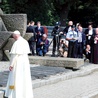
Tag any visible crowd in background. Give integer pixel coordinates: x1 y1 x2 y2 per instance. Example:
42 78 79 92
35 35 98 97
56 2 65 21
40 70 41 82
26 20 98 64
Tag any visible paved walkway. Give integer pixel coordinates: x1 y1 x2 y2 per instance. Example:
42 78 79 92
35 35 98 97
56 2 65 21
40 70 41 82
0 61 98 98
34 71 98 98
0 62 72 87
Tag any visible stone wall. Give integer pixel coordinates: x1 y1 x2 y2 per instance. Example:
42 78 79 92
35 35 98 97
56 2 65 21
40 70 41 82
0 31 12 60
0 31 12 49
0 17 7 31
3 38 15 51
1 14 27 36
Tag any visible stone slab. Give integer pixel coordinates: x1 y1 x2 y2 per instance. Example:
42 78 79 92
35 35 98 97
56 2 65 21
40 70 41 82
0 17 7 31
3 38 15 51
0 31 12 49
23 33 34 41
29 56 84 69
1 14 27 36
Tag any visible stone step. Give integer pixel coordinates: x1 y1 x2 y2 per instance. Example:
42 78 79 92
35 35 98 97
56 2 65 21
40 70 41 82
29 56 84 69
4 50 84 69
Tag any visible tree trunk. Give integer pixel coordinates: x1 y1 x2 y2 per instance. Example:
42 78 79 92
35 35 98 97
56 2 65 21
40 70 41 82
59 3 71 26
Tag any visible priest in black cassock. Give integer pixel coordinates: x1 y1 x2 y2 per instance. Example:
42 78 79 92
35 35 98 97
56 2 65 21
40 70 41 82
90 28 98 64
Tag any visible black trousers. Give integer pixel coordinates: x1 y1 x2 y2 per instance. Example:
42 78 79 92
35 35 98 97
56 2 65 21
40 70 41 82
52 36 60 55
76 43 83 58
67 41 77 58
29 41 36 55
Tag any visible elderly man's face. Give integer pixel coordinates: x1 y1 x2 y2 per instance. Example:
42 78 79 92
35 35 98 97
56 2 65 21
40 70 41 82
42 36 47 40
13 34 20 40
68 21 73 26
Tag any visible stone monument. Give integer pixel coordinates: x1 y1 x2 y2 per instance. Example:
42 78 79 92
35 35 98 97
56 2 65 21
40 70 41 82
0 8 28 61
1 14 27 36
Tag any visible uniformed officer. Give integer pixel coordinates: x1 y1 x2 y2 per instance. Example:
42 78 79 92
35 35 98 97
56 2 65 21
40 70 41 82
66 25 78 58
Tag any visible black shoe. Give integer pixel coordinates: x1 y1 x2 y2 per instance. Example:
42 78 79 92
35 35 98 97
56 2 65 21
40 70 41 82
61 55 64 57
51 54 55 57
84 58 87 61
43 53 46 56
28 53 32 56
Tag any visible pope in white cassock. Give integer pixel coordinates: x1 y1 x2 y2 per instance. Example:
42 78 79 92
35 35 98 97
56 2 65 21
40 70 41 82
4 30 34 98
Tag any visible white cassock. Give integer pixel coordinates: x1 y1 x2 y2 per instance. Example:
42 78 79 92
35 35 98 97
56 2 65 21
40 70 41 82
5 36 34 98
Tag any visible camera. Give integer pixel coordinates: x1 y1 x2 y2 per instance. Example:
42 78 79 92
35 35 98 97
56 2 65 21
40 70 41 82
61 40 64 43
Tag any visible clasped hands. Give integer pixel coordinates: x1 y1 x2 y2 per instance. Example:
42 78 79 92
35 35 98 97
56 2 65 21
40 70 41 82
9 66 13 71
94 37 98 41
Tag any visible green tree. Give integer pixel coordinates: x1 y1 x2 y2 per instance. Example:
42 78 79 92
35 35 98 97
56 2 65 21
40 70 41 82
69 0 98 27
1 0 98 26
0 0 59 25
53 0 79 25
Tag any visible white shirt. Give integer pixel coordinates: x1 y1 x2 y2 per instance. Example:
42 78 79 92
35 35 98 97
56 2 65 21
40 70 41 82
88 29 93 40
66 30 77 41
68 26 71 32
78 31 82 42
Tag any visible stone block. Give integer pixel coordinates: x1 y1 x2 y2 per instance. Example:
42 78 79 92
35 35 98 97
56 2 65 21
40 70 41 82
0 31 12 49
0 17 7 31
1 14 27 36
23 33 34 41
3 38 15 51
29 56 84 69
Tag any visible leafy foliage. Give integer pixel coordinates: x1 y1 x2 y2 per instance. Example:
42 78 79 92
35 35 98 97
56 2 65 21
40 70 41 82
1 0 98 26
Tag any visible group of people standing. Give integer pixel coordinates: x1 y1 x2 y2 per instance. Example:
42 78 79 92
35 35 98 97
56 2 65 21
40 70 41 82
26 21 49 56
26 20 98 64
51 21 86 58
52 21 98 64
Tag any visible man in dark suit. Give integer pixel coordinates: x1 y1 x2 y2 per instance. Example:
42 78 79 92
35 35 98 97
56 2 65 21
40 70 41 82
35 21 45 55
26 21 36 55
35 21 45 40
84 24 95 45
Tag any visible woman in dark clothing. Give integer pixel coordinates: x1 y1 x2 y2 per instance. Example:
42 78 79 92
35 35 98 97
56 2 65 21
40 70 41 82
90 28 98 64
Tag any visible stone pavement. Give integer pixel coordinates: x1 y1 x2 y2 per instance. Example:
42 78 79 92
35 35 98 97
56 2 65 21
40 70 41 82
34 71 98 98
0 61 98 98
